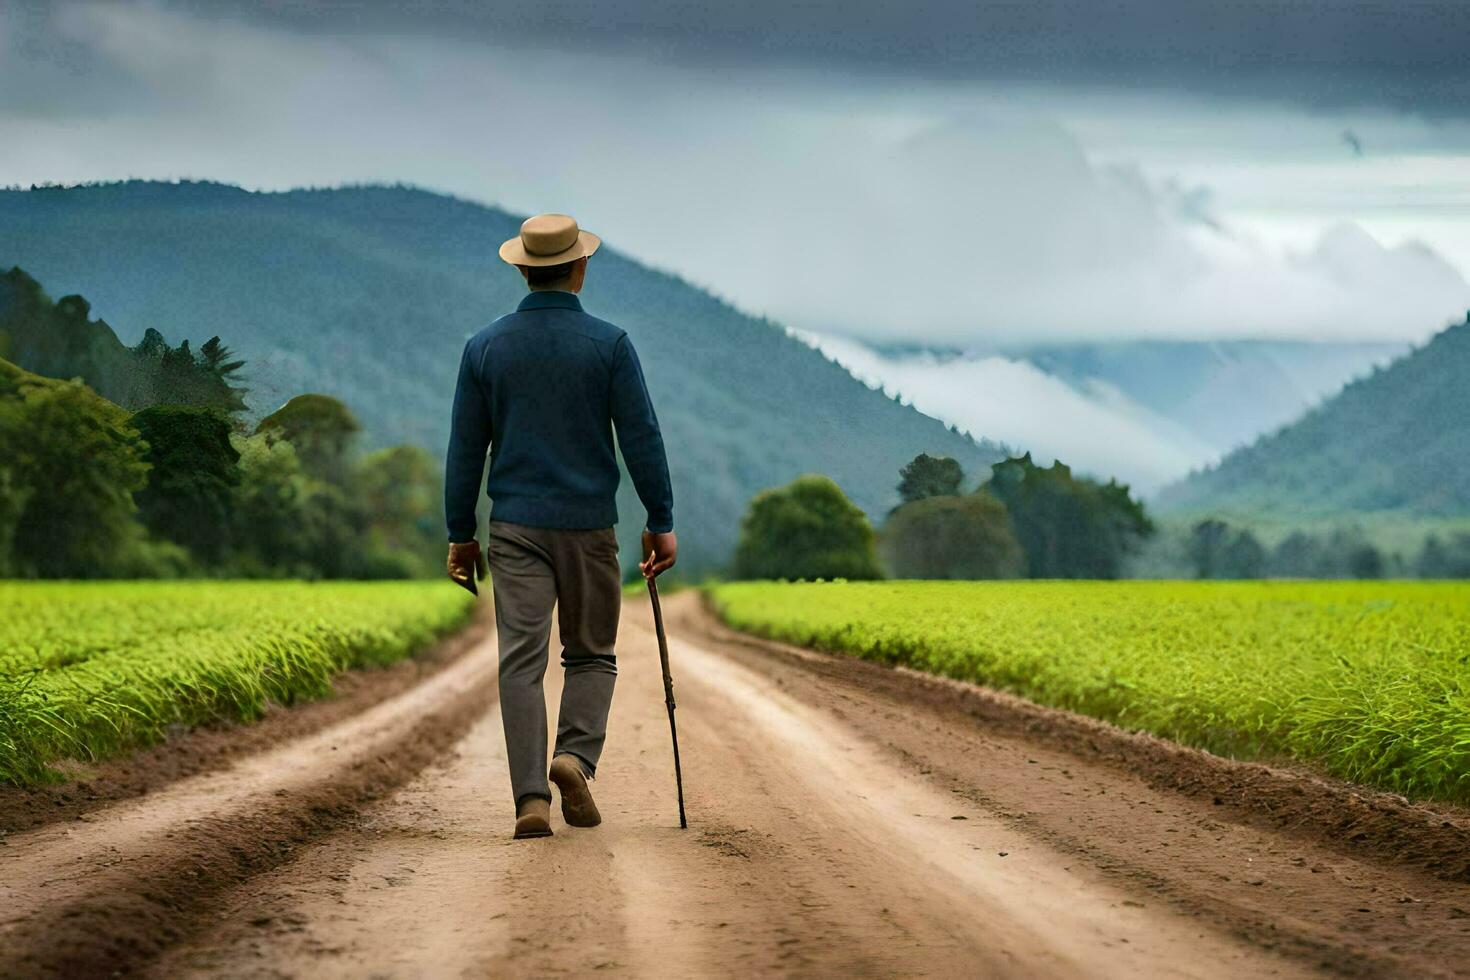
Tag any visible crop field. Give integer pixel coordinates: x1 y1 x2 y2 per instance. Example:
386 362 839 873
707 580 1470 804
0 581 475 785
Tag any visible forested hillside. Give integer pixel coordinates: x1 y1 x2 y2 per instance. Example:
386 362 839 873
0 181 1000 570
1157 314 1470 518
0 267 244 414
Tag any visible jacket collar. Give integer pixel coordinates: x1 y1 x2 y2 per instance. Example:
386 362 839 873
516 290 583 313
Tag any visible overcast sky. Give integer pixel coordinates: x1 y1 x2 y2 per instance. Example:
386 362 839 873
4 0 1470 348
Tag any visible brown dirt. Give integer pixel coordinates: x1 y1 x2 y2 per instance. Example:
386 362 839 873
0 610 501 977
5 593 1469 978
0 609 491 838
693 604 1470 886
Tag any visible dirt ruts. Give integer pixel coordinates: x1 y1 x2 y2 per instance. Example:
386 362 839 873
3 593 1469 978
0 614 500 976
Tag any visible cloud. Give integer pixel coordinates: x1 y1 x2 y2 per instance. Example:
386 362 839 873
672 112 1470 346
1 3 1467 350
150 0 1470 117
795 331 1217 495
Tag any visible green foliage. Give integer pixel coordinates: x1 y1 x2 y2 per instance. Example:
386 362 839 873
1160 314 1470 518
1189 519 1266 579
708 580 1470 804
985 453 1153 579
132 406 241 561
256 393 361 484
226 433 314 576
222 433 433 579
896 453 965 506
880 493 1024 579
733 475 882 581
358 445 444 577
0 351 442 580
0 358 150 577
0 581 474 785
0 267 245 414
0 181 1005 573
1416 533 1470 578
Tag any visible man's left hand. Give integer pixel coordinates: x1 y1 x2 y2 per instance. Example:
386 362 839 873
447 540 488 595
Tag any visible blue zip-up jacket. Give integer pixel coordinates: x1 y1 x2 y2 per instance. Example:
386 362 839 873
444 290 674 542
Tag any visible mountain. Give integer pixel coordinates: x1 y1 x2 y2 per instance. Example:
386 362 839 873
1156 314 1470 518
802 333 1401 496
0 181 1001 572
0 267 246 414
1015 339 1406 456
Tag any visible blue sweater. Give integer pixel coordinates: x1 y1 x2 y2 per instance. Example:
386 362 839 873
444 290 674 542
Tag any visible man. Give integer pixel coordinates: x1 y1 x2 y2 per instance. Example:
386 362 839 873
444 213 677 840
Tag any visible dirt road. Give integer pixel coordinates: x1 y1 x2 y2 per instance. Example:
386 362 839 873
4 594 1468 978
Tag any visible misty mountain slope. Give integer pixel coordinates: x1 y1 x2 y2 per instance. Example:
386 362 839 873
1156 315 1470 518
807 332 1402 495
0 181 1001 571
1020 339 1406 454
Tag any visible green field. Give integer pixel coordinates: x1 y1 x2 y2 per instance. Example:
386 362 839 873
0 582 475 785
708 581 1470 804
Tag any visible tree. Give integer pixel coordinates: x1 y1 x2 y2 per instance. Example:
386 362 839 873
1188 520 1230 578
1271 531 1323 578
1188 519 1265 579
227 432 314 576
896 453 964 506
1417 534 1451 578
1221 527 1267 579
0 358 151 577
132 406 242 561
733 475 882 580
1347 543 1385 579
880 493 1024 579
357 445 442 577
1414 533 1470 578
0 268 247 414
985 453 1152 579
256 393 361 484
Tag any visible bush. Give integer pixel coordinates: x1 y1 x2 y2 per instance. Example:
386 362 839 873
132 405 241 561
880 493 1024 579
733 475 882 581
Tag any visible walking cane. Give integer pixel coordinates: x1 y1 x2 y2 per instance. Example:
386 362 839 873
645 576 688 829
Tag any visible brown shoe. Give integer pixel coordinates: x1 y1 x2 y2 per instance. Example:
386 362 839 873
549 754 602 828
514 796 553 839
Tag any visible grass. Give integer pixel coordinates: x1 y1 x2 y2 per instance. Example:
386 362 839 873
707 580 1470 805
0 581 475 785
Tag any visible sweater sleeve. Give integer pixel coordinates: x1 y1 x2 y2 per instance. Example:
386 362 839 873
444 340 492 542
609 334 674 533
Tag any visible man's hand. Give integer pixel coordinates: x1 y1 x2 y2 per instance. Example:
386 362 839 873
640 529 678 579
447 540 488 595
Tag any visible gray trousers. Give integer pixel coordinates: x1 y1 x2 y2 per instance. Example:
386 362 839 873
485 520 622 806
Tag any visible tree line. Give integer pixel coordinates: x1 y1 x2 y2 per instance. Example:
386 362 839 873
0 269 442 579
732 452 1154 581
729 449 1470 582
1180 518 1470 580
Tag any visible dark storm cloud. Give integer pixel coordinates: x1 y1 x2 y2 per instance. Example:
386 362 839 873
169 0 1470 114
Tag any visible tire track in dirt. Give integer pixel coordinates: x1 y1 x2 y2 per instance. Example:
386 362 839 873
151 598 1319 979
9 593 1468 977
681 600 1470 977
0 626 503 977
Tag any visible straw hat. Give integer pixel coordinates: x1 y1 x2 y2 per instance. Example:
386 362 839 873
499 213 601 267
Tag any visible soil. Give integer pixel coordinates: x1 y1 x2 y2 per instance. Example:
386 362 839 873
3 594 1468 978
0 609 492 837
